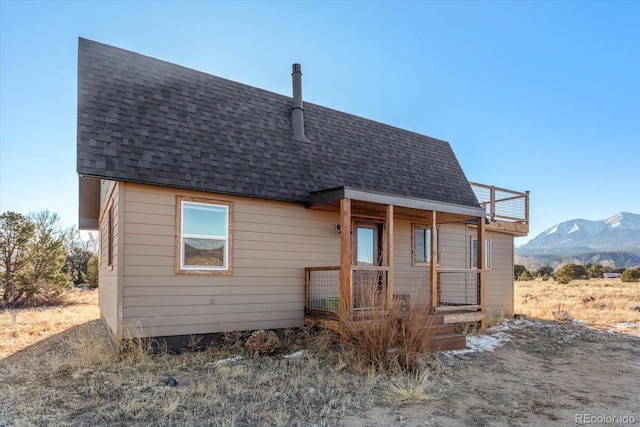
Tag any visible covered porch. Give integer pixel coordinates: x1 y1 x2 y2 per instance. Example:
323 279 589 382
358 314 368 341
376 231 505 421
304 184 529 331
303 187 493 330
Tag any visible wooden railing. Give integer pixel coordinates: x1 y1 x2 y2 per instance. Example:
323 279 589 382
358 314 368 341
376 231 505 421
436 269 481 311
305 266 340 315
470 182 529 234
305 265 390 315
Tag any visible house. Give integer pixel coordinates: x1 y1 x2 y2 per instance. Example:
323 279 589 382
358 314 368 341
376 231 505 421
77 38 529 350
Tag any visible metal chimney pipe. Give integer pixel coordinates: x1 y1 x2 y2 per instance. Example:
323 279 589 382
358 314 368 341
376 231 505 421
291 63 309 142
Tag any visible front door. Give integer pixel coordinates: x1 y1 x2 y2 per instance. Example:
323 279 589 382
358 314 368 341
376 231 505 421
353 221 385 310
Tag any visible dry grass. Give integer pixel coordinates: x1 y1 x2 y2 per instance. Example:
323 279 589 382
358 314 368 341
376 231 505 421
337 286 436 375
2 281 638 425
0 288 99 358
515 277 640 335
0 289 448 425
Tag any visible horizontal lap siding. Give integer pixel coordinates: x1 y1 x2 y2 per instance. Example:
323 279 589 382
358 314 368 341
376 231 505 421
392 222 471 308
121 183 340 337
393 219 430 306
439 224 467 268
98 180 119 336
485 231 514 315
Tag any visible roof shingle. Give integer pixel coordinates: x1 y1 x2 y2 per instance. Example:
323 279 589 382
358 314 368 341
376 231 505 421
77 38 480 209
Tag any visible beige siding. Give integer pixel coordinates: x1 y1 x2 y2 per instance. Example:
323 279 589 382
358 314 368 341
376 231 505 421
392 219 430 306
98 180 120 336
439 224 468 268
463 226 515 315
484 231 515 315
100 180 517 338
121 183 340 337
392 222 481 308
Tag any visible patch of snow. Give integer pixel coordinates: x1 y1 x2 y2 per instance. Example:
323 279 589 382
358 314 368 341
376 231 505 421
213 355 243 365
568 223 580 234
613 322 635 329
283 350 306 359
546 224 559 235
453 332 511 355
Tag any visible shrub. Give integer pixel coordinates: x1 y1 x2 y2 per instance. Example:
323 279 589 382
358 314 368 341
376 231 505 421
337 285 434 374
536 266 554 278
554 263 589 284
621 267 640 283
542 273 550 281
84 254 99 289
554 264 574 284
245 330 282 355
585 263 604 279
514 265 527 280
517 270 533 281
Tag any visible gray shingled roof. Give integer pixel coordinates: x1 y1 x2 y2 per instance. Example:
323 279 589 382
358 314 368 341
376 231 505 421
77 38 481 210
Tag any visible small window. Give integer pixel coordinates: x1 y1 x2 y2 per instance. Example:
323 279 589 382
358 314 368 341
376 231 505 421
471 238 491 269
178 198 232 274
412 225 438 266
107 208 113 267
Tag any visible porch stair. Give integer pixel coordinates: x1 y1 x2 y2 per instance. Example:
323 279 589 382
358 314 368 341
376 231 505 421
305 312 469 352
400 313 467 352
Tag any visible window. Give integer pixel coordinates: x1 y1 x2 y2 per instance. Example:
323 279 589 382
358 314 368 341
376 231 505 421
412 225 438 266
178 197 232 274
107 207 113 268
471 238 491 269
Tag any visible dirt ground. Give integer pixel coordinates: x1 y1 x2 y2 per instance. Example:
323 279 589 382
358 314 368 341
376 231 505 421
343 320 640 426
1 289 639 426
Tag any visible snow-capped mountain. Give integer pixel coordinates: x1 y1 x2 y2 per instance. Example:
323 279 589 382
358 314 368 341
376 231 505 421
517 212 640 256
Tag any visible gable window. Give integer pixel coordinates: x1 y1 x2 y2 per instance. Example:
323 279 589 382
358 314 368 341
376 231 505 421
177 197 233 274
471 238 491 269
412 225 438 266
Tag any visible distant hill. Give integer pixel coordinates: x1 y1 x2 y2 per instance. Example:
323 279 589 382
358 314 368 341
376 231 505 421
516 212 640 268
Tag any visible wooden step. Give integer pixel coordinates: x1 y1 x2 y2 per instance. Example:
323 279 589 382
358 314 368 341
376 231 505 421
417 323 455 336
427 333 467 352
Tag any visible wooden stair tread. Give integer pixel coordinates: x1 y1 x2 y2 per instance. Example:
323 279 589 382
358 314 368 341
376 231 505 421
426 333 467 351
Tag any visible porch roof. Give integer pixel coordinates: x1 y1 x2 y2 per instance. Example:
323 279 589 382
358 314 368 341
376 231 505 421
309 186 486 218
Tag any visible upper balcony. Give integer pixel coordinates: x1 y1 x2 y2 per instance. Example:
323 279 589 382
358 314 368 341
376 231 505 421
470 182 529 236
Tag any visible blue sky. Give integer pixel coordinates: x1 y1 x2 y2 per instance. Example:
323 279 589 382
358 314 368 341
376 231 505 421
1 1 638 244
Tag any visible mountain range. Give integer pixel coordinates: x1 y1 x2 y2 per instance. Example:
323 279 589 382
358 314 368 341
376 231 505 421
515 212 640 268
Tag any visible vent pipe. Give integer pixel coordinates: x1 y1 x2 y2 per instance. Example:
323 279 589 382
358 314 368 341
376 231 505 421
291 63 309 142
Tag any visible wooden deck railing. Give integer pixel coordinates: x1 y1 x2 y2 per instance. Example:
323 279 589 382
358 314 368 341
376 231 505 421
305 266 340 315
306 266 482 314
305 265 391 315
436 269 481 311
470 182 529 234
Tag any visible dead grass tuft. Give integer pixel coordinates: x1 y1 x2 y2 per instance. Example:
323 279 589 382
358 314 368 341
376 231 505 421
386 368 432 404
337 286 435 374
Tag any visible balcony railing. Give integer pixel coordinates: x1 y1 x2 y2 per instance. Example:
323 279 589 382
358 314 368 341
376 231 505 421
470 182 529 234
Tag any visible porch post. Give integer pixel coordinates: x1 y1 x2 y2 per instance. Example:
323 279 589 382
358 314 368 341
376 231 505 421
430 211 438 311
339 198 352 317
477 215 486 329
386 204 394 309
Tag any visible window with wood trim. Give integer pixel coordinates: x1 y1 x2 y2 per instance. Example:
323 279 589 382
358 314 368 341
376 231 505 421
107 207 113 267
412 225 438 266
471 238 491 269
177 197 232 274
